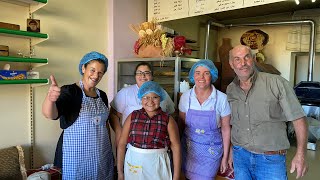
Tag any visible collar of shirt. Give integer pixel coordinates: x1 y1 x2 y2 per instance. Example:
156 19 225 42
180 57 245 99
191 84 217 100
232 70 258 87
141 107 163 117
134 83 139 90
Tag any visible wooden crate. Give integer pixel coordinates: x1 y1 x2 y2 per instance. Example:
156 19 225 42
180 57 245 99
0 22 20 30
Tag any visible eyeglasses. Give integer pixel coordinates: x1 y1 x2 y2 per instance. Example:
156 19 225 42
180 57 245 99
142 96 160 102
135 71 152 76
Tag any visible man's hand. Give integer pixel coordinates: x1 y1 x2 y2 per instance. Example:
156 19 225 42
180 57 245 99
48 75 61 102
228 146 234 172
290 153 308 179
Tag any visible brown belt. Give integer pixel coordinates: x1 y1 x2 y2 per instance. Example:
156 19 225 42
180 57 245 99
264 149 287 155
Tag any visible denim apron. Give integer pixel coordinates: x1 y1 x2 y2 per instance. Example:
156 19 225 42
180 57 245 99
124 144 172 180
182 89 223 180
62 81 113 180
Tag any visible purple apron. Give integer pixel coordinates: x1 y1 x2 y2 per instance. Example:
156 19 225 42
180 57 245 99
182 90 223 180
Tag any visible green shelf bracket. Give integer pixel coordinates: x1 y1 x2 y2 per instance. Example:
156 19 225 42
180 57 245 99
0 28 49 45
34 0 47 3
0 56 48 63
0 79 48 85
0 28 48 38
0 56 48 69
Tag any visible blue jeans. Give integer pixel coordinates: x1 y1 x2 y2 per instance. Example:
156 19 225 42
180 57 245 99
233 145 287 180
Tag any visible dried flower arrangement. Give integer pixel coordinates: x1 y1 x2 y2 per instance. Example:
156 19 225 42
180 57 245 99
130 19 174 58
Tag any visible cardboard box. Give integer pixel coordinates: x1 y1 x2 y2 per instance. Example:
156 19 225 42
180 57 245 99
0 22 20 30
0 45 9 56
0 70 27 80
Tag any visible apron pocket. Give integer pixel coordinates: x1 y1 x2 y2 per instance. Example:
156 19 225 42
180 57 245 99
184 140 222 177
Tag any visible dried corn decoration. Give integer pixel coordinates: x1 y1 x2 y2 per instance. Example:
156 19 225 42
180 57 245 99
130 19 174 57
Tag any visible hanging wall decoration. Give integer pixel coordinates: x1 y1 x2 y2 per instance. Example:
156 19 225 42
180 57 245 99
27 19 40 32
240 29 269 63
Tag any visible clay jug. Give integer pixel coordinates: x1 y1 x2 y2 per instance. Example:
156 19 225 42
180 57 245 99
218 38 235 92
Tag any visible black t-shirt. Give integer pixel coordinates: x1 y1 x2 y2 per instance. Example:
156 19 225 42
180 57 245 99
55 83 108 128
54 83 109 168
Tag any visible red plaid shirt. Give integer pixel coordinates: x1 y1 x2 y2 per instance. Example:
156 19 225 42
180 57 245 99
128 108 171 149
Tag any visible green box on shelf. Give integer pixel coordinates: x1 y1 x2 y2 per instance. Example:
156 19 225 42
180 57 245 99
0 70 27 80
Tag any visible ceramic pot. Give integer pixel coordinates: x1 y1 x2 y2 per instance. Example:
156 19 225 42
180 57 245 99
218 38 235 92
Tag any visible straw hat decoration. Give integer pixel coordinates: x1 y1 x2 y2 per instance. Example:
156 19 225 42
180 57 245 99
130 19 174 57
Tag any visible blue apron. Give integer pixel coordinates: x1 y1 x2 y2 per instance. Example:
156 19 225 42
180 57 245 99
182 89 223 180
62 81 114 180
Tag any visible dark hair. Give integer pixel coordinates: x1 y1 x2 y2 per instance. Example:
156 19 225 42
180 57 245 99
134 62 153 76
84 59 107 74
29 20 38 25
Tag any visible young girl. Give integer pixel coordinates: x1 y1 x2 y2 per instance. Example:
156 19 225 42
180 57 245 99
117 81 181 180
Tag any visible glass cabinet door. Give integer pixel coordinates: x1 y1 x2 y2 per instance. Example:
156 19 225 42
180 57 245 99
115 57 200 106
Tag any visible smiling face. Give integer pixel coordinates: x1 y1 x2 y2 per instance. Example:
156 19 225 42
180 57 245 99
135 65 153 87
229 45 255 81
81 60 106 88
141 92 160 116
194 66 212 90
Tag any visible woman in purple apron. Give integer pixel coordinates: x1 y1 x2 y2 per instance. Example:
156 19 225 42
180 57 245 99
178 59 231 180
42 52 121 179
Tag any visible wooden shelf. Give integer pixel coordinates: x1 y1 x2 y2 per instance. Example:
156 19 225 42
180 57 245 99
0 79 48 86
0 28 48 45
0 0 47 13
154 71 188 76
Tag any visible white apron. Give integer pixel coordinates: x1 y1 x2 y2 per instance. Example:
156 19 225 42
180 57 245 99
124 144 172 180
62 81 113 180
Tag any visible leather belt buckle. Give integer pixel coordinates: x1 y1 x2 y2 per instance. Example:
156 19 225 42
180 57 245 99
264 149 286 155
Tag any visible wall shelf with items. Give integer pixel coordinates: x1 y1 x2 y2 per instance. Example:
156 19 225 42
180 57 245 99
0 79 48 86
0 28 48 45
0 56 48 68
0 0 49 168
0 0 48 13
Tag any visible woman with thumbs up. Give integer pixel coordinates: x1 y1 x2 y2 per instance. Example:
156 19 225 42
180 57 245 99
42 51 120 180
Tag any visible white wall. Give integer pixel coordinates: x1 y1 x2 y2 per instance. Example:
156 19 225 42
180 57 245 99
295 54 320 84
109 0 147 99
217 26 293 81
33 0 110 168
162 16 218 61
0 0 109 168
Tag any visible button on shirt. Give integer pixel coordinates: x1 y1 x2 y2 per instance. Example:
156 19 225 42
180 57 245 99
226 71 305 152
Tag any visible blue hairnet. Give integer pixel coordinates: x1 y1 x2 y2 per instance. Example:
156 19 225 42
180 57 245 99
79 51 108 75
189 59 218 83
138 81 166 102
